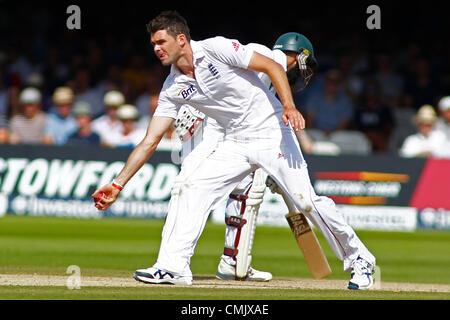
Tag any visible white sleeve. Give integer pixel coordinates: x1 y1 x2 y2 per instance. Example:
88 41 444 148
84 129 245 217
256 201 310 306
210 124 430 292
246 44 287 70
399 135 421 158
203 36 255 69
245 44 287 89
152 80 179 119
245 44 286 68
431 131 450 158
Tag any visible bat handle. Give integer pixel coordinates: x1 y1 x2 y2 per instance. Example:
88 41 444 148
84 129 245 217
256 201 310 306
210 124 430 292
281 192 298 213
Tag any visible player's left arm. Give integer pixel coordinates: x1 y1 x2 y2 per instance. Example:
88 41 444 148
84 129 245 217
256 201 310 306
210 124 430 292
247 52 305 131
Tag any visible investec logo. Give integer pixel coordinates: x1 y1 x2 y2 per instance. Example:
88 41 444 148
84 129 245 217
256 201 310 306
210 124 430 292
0 157 179 201
178 85 197 100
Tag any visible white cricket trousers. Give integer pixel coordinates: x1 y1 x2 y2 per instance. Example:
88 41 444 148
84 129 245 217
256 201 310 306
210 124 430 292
153 130 375 277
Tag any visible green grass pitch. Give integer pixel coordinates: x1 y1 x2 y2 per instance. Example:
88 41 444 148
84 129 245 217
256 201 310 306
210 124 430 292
0 215 449 300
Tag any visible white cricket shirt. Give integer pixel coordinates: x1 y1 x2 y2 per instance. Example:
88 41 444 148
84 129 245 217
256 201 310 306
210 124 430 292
153 36 286 138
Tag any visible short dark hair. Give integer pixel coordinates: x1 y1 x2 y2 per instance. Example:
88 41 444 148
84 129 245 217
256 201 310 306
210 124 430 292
146 11 191 41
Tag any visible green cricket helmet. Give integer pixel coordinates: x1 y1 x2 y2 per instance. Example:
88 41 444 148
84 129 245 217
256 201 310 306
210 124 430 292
273 32 318 89
273 32 317 66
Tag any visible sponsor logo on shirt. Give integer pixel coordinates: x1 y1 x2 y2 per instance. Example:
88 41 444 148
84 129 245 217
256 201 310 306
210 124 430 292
177 85 197 100
232 41 240 52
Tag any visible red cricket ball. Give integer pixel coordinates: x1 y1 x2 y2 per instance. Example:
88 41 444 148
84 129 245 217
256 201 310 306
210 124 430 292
95 192 105 202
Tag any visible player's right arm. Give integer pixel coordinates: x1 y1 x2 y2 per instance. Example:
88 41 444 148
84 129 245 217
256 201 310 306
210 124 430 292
92 116 174 210
247 51 305 131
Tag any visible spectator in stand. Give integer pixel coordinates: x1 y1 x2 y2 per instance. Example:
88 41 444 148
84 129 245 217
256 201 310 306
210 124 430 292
3 85 21 119
0 71 8 143
122 54 148 94
95 64 123 96
9 87 47 144
305 69 354 135
25 72 51 111
435 96 450 140
103 104 146 148
6 46 33 85
352 80 394 152
387 94 417 154
0 68 8 117
336 54 364 104
373 53 404 108
135 64 165 129
400 104 450 158
66 101 101 146
91 90 125 146
43 86 78 145
71 67 104 117
404 58 442 110
0 114 8 143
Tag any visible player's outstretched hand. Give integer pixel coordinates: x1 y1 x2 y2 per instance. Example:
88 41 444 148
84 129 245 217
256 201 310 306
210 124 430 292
92 184 120 211
282 105 305 131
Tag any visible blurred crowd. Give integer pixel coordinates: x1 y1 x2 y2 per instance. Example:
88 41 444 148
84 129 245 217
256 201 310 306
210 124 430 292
1 4 449 158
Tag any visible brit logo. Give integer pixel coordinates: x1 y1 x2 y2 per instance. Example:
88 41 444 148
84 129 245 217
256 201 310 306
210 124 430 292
207 63 220 79
232 41 240 52
178 85 197 100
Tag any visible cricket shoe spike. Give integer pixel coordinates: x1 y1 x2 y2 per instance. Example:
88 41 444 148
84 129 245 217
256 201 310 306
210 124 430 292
215 258 272 281
348 256 374 290
134 266 192 286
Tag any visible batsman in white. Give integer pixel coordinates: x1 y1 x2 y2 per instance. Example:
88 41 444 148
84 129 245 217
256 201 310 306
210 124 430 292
92 11 376 290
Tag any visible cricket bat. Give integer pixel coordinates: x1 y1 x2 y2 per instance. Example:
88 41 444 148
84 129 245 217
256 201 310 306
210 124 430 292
281 192 332 279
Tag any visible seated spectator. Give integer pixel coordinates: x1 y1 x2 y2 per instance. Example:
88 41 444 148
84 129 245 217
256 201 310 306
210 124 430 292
43 87 78 145
3 85 21 118
373 53 404 108
305 69 354 135
400 105 450 158
135 64 165 118
9 87 47 144
0 114 8 143
387 95 417 154
336 54 364 104
352 80 394 152
91 90 125 145
0 79 8 143
102 104 146 148
435 96 450 140
72 67 104 117
66 101 100 146
404 58 442 110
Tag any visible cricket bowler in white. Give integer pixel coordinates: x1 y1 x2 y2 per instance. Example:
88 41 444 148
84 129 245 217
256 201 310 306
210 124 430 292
173 33 319 282
92 11 376 290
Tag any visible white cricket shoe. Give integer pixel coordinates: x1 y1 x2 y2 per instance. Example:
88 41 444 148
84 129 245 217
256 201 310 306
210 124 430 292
348 256 374 290
134 266 192 286
215 259 272 281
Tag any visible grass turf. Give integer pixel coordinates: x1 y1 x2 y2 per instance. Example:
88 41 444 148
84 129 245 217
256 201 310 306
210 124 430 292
0 215 449 300
1 286 449 300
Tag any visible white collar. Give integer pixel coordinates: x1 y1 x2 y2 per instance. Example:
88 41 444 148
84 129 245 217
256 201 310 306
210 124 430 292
169 40 204 80
190 40 205 61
